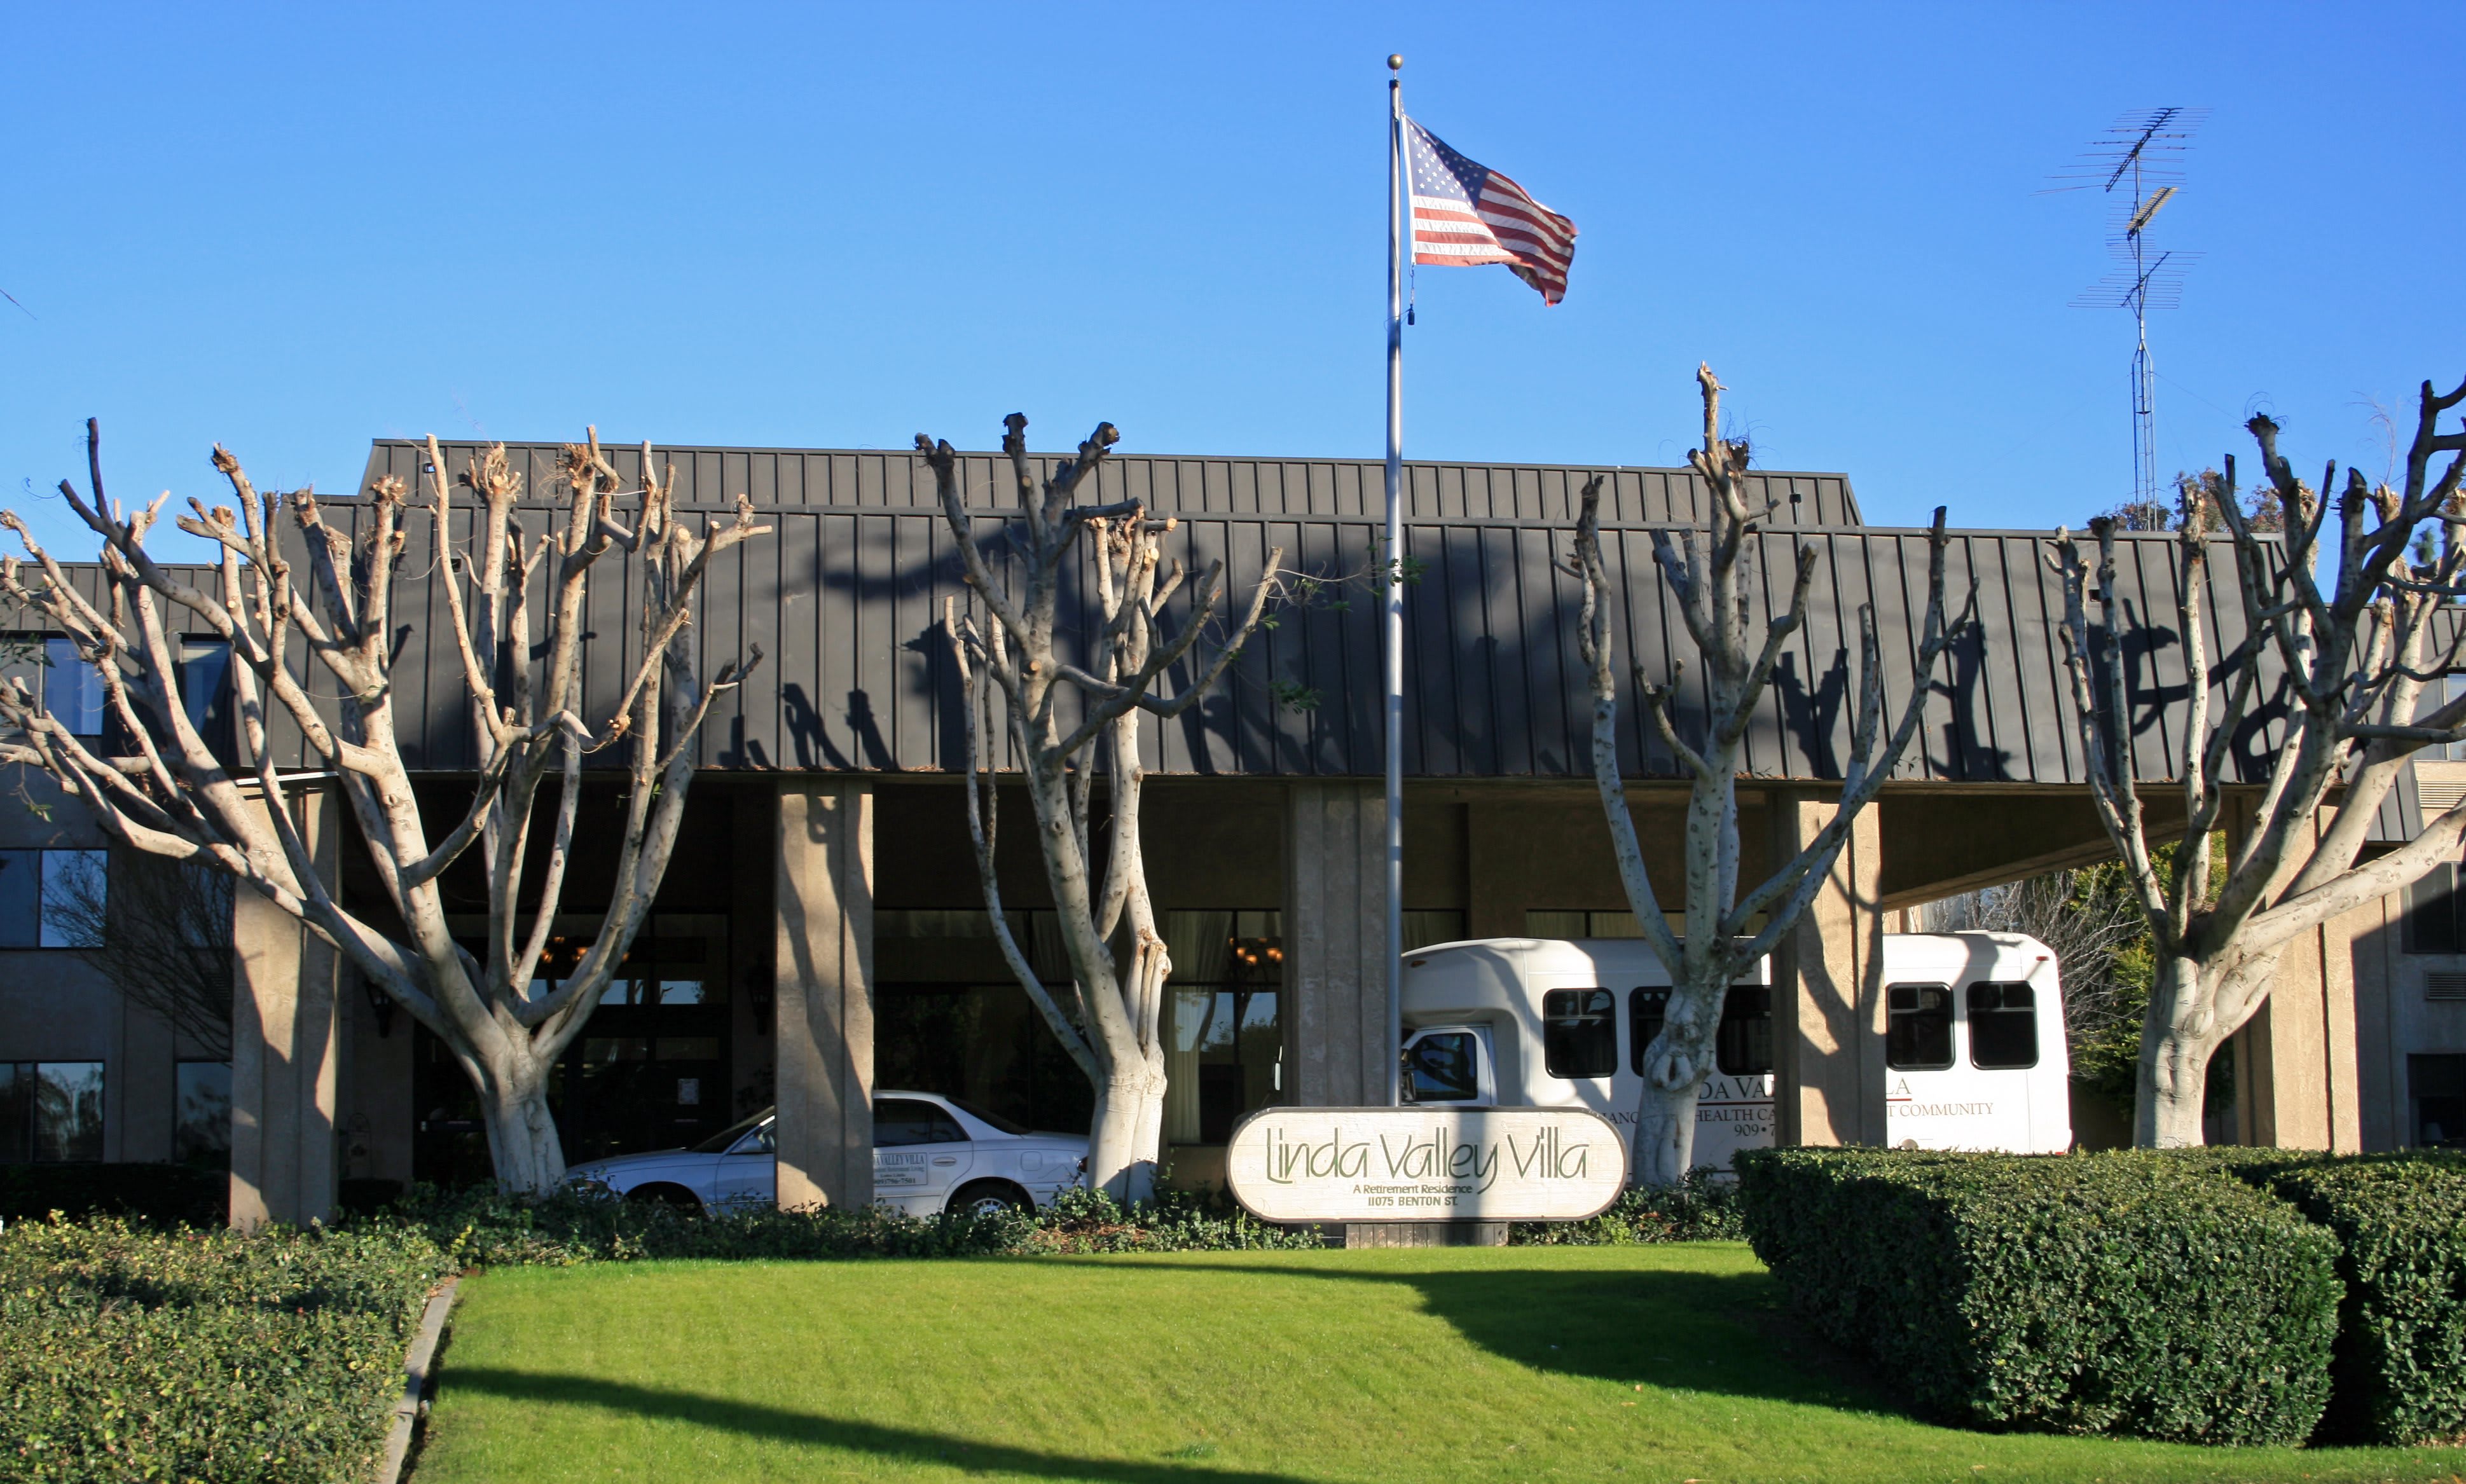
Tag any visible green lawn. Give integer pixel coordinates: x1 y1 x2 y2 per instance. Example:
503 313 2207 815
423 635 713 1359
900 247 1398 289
414 1245 2460 1484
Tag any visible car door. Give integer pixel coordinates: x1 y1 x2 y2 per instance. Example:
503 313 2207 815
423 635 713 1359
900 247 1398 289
712 1116 776 1210
873 1097 974 1209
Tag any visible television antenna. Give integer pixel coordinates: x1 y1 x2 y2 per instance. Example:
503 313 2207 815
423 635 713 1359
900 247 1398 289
2050 107 2208 513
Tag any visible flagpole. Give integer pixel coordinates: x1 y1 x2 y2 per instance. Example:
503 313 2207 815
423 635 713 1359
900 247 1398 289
1382 53 1406 1107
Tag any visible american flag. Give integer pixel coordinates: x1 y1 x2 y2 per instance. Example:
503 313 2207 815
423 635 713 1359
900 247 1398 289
1406 119 1578 305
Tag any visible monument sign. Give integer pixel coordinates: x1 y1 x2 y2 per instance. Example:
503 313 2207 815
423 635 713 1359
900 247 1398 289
1224 1106 1626 1223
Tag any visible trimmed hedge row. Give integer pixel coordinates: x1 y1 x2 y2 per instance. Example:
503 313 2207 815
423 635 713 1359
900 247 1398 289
2259 1155 2466 1445
0 1217 448 1484
1736 1148 2341 1445
366 1182 1323 1267
1510 1171 1745 1246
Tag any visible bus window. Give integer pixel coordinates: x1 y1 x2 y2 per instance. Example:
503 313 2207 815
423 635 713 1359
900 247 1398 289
1966 983 2039 1069
1887 984 1954 1069
1716 987 1774 1075
1403 1031 1483 1104
1542 989 1616 1078
1629 988 1669 1073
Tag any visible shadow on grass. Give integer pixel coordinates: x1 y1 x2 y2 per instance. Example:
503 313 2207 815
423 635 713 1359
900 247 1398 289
1200 1259 1894 1415
441 1367 1321 1483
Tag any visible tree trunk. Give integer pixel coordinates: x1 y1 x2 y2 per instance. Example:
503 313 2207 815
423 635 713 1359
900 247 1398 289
474 1056 567 1195
1632 1075 1702 1188
1086 1063 1165 1202
2135 954 2215 1149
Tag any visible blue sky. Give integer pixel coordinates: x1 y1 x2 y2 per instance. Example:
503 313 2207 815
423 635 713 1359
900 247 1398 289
3 3 2458 561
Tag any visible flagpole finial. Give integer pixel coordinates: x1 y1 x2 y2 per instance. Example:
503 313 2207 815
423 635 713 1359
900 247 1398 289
1388 53 1403 72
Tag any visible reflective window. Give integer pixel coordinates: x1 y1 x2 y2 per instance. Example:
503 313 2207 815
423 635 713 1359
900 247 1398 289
1542 988 1616 1079
1966 983 2039 1069
39 851 107 949
1403 1031 1482 1103
44 638 105 738
174 1061 231 1162
0 1062 106 1162
1628 988 1669 1073
2413 1054 2466 1147
1887 984 1955 1070
1716 987 1774 1076
874 1097 967 1147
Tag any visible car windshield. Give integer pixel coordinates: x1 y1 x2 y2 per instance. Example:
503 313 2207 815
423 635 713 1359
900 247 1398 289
943 1095 1031 1136
692 1107 775 1154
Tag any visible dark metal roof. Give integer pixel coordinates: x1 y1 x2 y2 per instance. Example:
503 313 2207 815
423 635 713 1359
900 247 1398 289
359 441 1866 528
296 441 2275 787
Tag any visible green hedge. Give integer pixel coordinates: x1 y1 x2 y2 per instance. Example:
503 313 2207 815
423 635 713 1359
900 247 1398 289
0 1216 447 1484
1736 1148 2339 1445
2257 1155 2466 1445
1510 1171 1744 1246
0 1163 225 1230
368 1182 1323 1267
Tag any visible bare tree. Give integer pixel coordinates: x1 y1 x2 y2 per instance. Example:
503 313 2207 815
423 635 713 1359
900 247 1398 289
2050 380 2466 1146
1568 365 1971 1185
0 422 767 1192
1925 864 2149 1093
43 848 235 1055
928 415 1279 1201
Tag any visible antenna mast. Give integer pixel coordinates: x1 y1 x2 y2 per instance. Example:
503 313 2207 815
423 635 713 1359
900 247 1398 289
2054 107 2207 515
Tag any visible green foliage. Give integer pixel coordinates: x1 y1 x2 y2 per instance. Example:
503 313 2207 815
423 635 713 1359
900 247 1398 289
1736 1148 2340 1446
1509 1171 1744 1245
2257 1155 2466 1445
362 1181 1319 1267
0 1162 226 1230
0 1216 447 1484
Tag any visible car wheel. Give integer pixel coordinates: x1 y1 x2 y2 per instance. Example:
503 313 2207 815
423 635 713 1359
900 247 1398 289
947 1180 1030 1219
626 1183 706 1217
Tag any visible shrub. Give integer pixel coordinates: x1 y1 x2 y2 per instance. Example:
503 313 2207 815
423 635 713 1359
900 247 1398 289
1510 1172 1744 1246
0 1216 446 1483
1736 1148 2339 1446
2258 1154 2466 1445
362 1181 1321 1267
0 1162 224 1230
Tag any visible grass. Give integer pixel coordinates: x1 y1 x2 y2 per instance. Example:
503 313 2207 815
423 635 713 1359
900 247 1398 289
413 1244 2463 1484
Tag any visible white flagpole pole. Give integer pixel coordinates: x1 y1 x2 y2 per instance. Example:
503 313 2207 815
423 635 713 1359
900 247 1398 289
1383 54 1407 1106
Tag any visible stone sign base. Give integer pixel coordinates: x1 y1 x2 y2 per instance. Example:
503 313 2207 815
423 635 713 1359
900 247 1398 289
1342 1220 1509 1248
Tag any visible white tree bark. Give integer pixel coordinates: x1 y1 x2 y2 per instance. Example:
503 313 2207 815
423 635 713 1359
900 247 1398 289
0 423 768 1192
928 416 1279 1201
1568 366 1971 1185
2048 378 2466 1146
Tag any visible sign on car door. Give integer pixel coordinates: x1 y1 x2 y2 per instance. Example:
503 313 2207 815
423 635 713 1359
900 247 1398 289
873 1097 973 1202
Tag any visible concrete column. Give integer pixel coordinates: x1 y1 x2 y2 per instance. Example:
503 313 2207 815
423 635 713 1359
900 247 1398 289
2229 807 2369 1152
1283 781 1389 1106
775 778 874 1209
1770 791 1888 1147
229 788 343 1230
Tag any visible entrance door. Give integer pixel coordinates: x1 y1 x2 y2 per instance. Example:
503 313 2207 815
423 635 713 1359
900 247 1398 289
873 1096 974 1209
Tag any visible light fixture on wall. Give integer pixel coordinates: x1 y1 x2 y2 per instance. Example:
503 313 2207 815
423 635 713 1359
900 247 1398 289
743 959 775 1034
363 977 396 1038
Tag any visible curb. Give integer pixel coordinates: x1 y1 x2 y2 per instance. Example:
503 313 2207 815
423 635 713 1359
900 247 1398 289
378 1276 460 1484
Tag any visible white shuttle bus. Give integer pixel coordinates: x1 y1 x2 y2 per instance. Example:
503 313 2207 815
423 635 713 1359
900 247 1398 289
1397 933 2071 1171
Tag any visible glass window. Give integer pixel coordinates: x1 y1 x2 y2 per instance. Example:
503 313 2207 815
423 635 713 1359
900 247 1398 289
946 1095 1031 1136
39 850 107 949
1967 983 2039 1069
1541 988 1616 1079
1716 987 1774 1076
1402 1031 1482 1103
177 638 231 743
2407 862 2464 954
874 1097 966 1147
581 1036 649 1064
0 1064 26 1164
44 638 104 737
694 1107 775 1155
1887 984 1955 1070
1629 989 1668 1072
654 1037 722 1062
0 850 36 949
2411 1054 2466 1148
174 1061 232 1162
32 1062 104 1161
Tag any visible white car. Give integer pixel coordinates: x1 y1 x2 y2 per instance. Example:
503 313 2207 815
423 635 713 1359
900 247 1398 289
566 1090 1089 1218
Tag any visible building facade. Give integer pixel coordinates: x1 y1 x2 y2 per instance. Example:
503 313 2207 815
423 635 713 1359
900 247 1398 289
0 437 2450 1223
